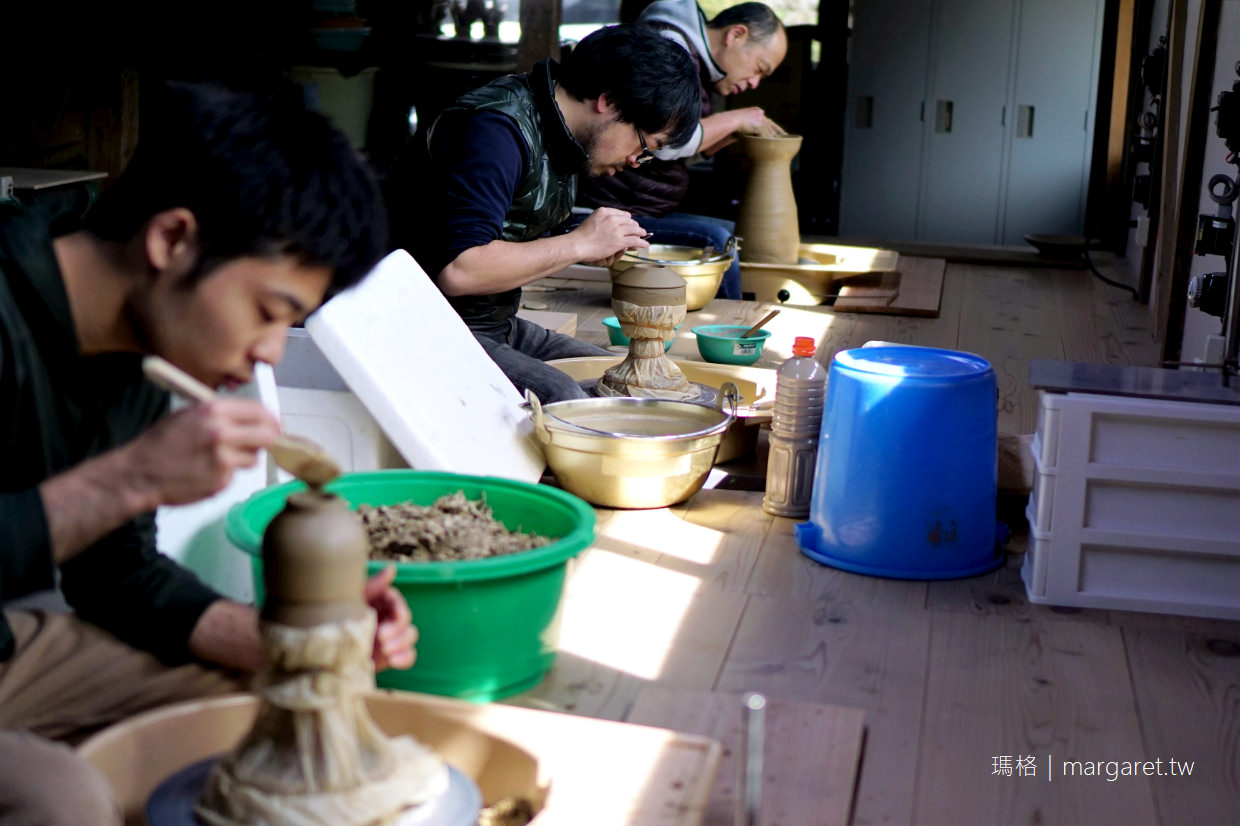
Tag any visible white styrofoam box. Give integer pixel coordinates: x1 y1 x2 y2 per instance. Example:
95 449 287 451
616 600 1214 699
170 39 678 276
1021 390 1240 620
306 250 546 482
269 327 406 485
273 388 405 483
155 362 283 603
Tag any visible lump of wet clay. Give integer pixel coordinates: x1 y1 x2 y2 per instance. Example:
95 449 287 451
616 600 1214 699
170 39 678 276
359 492 551 562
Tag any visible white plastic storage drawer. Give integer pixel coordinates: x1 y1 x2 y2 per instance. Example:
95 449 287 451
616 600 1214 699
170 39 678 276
1021 390 1240 620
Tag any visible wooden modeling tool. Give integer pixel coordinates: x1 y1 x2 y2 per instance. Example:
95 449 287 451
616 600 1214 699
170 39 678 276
141 356 341 488
740 310 780 338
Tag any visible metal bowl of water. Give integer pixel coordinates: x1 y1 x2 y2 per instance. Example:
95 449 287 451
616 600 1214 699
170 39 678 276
526 389 737 509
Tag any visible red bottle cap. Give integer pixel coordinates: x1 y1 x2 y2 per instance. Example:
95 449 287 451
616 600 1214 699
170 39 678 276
792 336 816 357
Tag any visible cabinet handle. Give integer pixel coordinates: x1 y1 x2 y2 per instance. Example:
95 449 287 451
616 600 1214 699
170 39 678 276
1017 104 1035 138
856 96 874 129
935 100 953 133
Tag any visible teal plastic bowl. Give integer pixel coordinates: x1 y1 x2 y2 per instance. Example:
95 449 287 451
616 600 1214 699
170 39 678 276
692 324 771 365
226 470 596 702
602 316 680 351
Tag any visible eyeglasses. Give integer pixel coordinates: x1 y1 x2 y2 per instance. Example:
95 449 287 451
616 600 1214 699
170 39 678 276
634 126 656 165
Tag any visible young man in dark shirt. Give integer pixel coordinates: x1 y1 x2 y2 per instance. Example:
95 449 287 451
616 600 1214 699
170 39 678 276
392 24 702 403
0 81 412 824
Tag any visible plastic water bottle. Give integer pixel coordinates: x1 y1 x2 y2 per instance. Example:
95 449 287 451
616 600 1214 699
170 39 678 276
763 336 828 517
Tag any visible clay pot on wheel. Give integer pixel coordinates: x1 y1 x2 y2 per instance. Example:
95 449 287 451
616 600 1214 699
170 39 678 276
600 265 694 399
735 134 803 265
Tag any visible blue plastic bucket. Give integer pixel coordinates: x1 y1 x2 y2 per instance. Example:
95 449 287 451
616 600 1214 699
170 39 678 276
795 346 1003 579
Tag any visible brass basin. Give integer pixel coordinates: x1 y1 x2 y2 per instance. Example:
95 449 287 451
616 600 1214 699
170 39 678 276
611 244 733 311
528 396 734 509
547 356 774 464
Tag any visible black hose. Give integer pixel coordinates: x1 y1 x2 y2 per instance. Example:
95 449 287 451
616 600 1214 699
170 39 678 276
1082 246 1140 301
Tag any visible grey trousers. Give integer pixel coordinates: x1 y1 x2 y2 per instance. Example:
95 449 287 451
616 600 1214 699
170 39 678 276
473 315 612 403
0 610 244 825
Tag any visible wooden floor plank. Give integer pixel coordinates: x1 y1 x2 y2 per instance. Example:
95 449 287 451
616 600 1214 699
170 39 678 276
1123 627 1240 824
925 555 1112 626
1080 252 1163 366
669 489 773 592
717 586 930 826
957 264 1065 435
507 254 1229 826
916 613 1158 826
627 686 866 826
514 527 749 721
844 258 965 352
745 518 849 601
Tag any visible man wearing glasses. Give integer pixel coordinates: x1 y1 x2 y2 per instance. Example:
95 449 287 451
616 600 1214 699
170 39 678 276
577 2 789 300
392 24 701 403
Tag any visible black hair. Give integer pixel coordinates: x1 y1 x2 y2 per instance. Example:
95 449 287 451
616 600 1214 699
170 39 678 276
559 23 701 151
707 3 784 43
83 80 386 299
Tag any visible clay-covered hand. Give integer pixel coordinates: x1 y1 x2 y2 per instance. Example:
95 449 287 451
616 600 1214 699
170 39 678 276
572 207 649 263
123 398 281 507
732 107 787 137
366 565 418 671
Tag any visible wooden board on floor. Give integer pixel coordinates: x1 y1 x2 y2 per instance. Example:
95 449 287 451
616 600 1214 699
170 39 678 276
627 686 866 826
831 256 946 317
516 307 577 336
721 569 932 826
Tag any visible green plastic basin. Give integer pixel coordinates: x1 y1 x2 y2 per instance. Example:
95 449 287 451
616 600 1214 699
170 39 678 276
225 470 596 702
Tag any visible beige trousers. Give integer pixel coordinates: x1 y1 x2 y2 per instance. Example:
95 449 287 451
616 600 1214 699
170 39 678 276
0 610 245 825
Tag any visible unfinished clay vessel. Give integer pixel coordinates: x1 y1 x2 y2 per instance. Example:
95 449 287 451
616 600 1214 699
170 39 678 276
195 489 453 826
600 265 695 399
735 134 803 264
261 490 370 628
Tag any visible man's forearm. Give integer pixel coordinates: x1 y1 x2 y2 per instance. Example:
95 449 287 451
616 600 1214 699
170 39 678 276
437 235 586 296
39 447 159 565
699 111 746 156
188 599 265 673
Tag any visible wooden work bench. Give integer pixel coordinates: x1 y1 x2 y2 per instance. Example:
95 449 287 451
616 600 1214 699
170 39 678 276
498 256 1240 826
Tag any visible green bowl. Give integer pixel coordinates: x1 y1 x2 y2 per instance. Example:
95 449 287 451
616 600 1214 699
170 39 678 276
692 324 771 365
226 470 596 702
602 316 680 351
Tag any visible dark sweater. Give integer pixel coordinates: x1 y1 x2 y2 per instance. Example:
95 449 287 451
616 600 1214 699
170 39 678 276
0 205 221 664
398 59 586 331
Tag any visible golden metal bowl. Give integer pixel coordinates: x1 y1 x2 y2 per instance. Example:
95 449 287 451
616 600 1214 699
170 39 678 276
526 393 736 509
546 356 774 464
611 244 733 311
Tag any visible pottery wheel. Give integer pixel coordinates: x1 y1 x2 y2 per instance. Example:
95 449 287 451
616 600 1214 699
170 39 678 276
146 757 482 826
582 378 719 407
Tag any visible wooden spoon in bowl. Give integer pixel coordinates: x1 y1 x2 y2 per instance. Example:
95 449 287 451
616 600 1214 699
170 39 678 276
739 309 780 338
141 356 341 488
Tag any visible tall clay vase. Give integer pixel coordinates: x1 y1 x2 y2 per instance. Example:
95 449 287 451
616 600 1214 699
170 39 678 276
735 134 803 264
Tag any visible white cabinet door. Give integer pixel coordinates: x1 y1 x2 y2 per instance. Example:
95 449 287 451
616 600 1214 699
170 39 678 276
999 0 1104 244
916 0 1017 244
838 0 933 240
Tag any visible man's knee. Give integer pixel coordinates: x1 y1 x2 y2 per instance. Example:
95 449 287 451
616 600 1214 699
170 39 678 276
0 731 120 826
529 367 591 403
